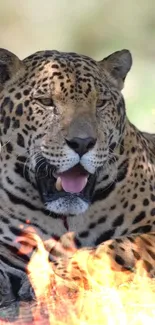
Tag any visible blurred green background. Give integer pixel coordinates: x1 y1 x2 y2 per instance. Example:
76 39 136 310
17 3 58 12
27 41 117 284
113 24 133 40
0 0 155 132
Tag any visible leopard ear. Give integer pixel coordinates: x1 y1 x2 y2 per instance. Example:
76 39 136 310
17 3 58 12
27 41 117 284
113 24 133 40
99 49 132 89
0 48 24 87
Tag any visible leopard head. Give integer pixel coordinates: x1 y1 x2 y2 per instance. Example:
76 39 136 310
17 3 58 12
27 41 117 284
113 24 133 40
0 48 132 215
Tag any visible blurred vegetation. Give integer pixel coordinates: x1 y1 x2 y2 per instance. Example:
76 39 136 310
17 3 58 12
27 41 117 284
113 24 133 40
0 0 155 132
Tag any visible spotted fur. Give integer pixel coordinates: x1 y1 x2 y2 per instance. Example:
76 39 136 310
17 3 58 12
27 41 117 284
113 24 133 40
0 48 155 280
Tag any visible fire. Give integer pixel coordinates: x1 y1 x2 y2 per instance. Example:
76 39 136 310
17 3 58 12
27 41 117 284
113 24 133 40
1 229 155 324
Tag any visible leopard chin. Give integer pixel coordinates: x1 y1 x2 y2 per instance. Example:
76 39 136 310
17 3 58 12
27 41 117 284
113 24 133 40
46 196 89 215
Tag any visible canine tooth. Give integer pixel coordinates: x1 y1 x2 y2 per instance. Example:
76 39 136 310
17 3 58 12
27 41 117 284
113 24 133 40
56 177 62 191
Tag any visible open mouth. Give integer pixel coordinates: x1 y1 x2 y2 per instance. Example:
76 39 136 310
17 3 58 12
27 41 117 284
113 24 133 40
54 164 89 194
35 159 96 211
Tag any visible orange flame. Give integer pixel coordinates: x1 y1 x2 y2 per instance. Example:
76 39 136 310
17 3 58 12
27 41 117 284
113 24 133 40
1 229 155 324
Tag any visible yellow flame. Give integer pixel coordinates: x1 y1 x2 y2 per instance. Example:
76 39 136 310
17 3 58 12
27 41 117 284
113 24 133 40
1 230 155 324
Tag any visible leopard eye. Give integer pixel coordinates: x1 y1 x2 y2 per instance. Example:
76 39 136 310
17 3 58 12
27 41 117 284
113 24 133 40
96 99 107 108
37 98 54 107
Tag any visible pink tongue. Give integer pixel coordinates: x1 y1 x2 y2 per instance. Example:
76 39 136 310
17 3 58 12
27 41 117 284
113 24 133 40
59 166 88 194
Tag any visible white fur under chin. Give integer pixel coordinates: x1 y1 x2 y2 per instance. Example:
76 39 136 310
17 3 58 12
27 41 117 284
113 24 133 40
46 197 89 215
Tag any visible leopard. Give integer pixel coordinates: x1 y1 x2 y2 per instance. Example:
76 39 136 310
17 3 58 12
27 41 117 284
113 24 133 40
0 47 155 307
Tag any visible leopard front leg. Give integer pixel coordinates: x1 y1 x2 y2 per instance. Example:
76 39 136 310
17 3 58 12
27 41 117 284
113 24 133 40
98 233 155 272
50 233 155 289
86 232 155 286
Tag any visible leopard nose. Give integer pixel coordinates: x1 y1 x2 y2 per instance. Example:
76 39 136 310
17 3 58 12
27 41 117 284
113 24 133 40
66 137 96 157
